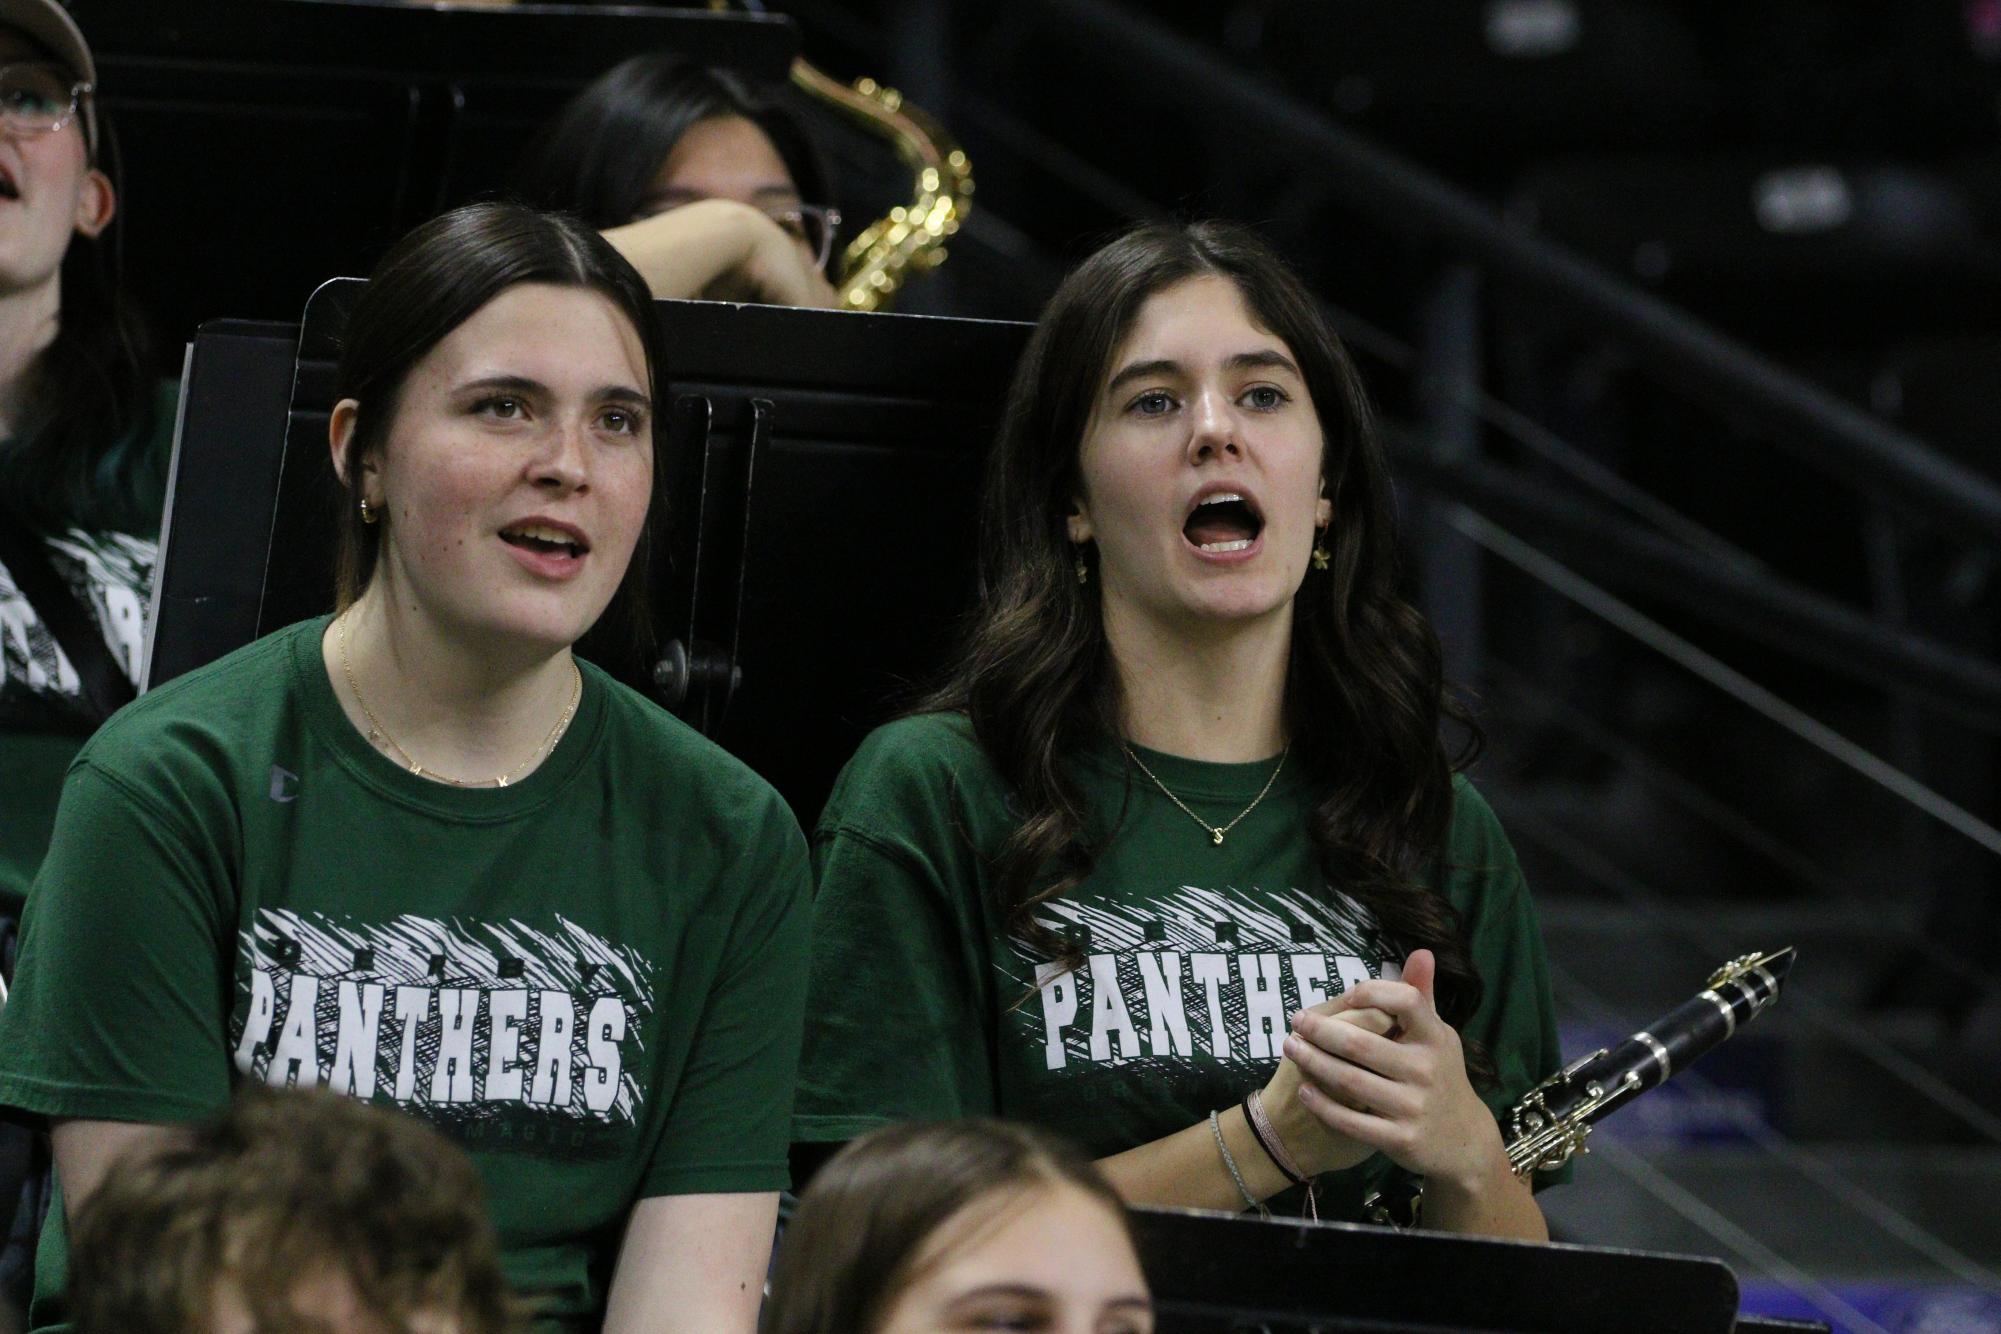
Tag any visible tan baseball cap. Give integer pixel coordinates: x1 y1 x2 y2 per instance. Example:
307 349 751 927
0 0 94 85
0 0 97 150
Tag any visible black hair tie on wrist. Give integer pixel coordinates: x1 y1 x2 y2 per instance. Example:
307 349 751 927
1242 1096 1306 1186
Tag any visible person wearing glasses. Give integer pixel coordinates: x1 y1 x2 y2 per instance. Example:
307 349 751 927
516 54 842 309
0 0 168 1316
0 0 166 909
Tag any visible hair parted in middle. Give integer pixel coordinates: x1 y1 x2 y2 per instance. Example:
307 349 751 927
68 1085 525 1334
513 53 832 229
921 220 1493 1083
330 200 668 664
763 1119 1136 1334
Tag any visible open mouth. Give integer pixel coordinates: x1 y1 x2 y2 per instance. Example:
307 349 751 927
0 168 18 201
499 522 589 560
1182 491 1265 553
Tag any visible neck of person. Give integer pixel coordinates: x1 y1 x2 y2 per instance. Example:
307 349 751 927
325 576 580 785
0 273 62 440
1106 599 1292 764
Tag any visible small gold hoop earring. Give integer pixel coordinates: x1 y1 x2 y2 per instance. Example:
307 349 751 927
359 498 379 525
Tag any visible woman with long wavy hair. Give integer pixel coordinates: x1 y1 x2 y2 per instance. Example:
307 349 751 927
794 221 1564 1237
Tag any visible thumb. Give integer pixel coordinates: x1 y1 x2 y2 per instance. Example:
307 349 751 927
1402 948 1438 1009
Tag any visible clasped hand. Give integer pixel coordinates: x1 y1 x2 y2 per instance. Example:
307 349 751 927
1268 949 1507 1193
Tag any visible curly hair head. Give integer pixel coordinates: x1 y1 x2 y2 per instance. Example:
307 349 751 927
69 1086 525 1334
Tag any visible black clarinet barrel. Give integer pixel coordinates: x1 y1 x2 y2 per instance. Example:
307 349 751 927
1501 947 1797 1177
1583 947 1795 1101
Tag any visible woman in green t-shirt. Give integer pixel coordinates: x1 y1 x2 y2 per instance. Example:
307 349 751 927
797 222 1563 1239
0 202 811 1332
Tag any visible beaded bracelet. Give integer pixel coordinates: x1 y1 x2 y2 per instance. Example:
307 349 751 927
1208 1108 1266 1216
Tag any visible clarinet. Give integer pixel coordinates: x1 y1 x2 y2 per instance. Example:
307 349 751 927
1505 946 1793 1176
1362 947 1794 1227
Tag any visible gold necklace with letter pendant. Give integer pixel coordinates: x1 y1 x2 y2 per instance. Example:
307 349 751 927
1121 742 1290 845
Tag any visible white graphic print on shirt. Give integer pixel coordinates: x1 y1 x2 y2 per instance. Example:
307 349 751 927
233 908 655 1127
1019 885 1400 1073
0 528 153 705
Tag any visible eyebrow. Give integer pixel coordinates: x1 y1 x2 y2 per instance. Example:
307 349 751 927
1104 349 1302 396
944 1283 1049 1306
458 374 650 408
942 1284 1152 1310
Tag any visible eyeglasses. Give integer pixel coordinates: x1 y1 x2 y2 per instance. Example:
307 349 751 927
764 204 843 271
633 198 844 272
0 64 91 136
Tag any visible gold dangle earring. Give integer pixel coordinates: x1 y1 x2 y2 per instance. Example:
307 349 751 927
359 497 380 525
1310 524 1330 571
1075 552 1090 585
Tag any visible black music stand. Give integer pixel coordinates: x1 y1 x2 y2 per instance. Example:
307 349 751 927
147 288 1030 822
1131 1206 1750 1334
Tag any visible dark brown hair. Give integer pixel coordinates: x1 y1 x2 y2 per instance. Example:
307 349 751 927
515 54 832 229
70 1086 524 1334
332 201 667 663
921 220 1492 1081
764 1120 1138 1334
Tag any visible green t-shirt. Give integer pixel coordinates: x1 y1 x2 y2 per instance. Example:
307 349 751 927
795 712 1565 1221
0 617 811 1331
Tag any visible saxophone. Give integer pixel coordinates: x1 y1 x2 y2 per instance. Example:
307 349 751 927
1363 947 1795 1227
789 60 974 312
722 1 975 311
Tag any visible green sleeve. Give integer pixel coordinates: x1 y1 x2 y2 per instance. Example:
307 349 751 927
0 762 234 1124
1444 778 1572 1189
639 792 811 1197
792 815 998 1144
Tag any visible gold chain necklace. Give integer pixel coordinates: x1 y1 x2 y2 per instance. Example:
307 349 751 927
1121 741 1290 846
337 613 581 788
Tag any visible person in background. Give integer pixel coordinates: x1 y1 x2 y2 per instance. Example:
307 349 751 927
0 0 168 920
0 202 811 1332
764 1120 1153 1334
517 53 841 309
71 1086 523 1334
794 221 1565 1237
0 0 168 1315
